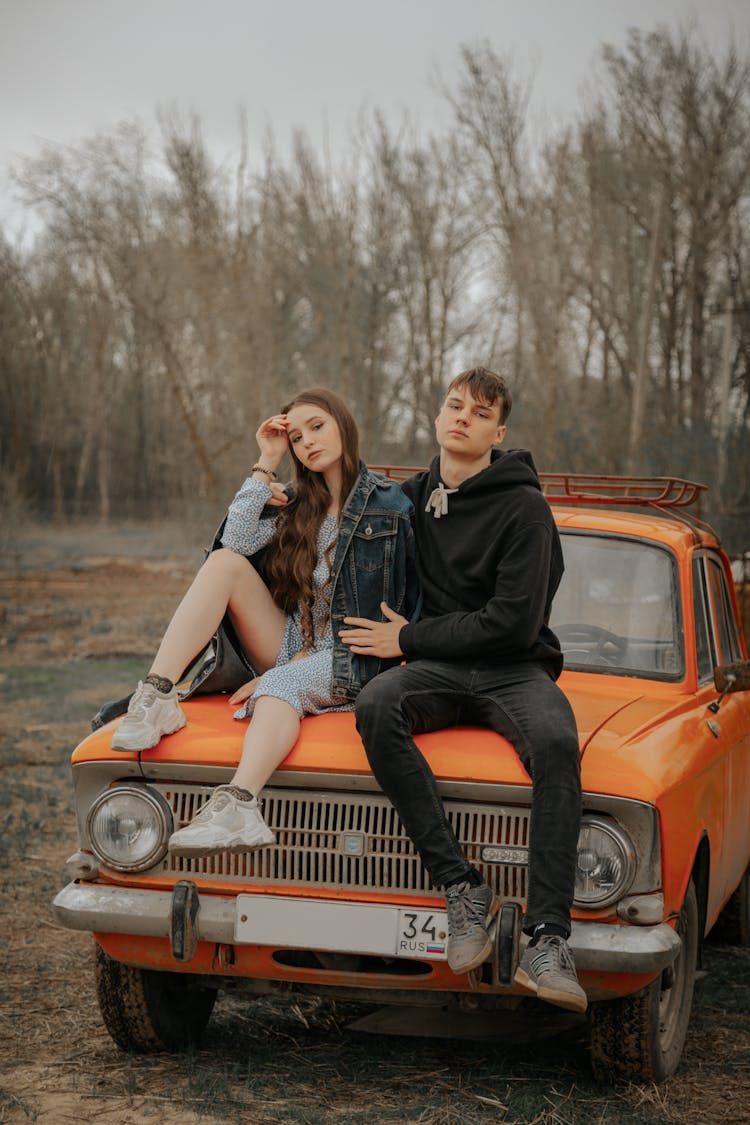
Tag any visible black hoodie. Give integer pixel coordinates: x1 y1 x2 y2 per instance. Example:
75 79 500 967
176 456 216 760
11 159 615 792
398 448 564 678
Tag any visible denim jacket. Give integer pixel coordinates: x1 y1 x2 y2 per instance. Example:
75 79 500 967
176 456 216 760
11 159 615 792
216 462 419 701
328 463 420 698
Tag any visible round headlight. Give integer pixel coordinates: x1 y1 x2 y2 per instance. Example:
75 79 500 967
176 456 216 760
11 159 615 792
86 785 173 872
574 817 636 908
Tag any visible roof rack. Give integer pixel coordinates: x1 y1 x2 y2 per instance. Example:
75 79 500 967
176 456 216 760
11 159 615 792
370 465 714 543
370 466 708 512
539 474 707 511
369 465 421 482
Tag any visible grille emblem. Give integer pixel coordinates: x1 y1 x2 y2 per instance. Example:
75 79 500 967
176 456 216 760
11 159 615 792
340 832 366 856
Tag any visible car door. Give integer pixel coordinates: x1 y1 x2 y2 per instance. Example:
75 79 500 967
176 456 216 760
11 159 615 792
694 550 750 915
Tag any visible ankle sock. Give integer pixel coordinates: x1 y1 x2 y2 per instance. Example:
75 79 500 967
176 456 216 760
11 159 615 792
218 785 255 803
528 922 568 945
444 866 484 890
145 673 174 694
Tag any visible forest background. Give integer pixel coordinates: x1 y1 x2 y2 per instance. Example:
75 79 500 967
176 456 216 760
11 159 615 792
2 25 750 552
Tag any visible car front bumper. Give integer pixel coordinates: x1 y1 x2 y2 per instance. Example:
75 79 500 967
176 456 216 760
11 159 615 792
52 880 681 976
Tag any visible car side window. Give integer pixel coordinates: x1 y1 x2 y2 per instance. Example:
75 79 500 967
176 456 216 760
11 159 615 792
706 555 743 664
692 558 715 683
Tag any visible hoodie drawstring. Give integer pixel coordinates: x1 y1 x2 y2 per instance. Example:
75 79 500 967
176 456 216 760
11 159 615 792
425 482 459 519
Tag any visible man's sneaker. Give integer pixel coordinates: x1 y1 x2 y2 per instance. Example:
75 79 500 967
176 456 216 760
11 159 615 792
111 680 186 752
445 880 498 974
515 935 588 1013
168 786 275 857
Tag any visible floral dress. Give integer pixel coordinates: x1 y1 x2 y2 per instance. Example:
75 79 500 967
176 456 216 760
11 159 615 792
220 477 352 721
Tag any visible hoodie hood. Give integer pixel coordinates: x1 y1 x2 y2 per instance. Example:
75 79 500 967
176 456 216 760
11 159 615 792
426 447 542 498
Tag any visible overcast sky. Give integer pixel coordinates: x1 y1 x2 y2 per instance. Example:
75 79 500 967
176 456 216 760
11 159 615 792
1 0 748 233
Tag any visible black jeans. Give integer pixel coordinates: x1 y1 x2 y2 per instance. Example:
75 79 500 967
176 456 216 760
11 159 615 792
354 659 581 936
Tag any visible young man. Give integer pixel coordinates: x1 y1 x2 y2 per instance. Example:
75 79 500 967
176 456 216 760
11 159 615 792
339 367 586 1014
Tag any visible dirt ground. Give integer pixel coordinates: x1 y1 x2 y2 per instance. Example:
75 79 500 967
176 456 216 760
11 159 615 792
0 521 749 1125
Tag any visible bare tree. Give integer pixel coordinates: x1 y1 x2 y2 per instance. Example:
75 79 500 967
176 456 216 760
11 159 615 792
362 116 485 460
598 28 750 469
3 31 748 549
445 44 580 464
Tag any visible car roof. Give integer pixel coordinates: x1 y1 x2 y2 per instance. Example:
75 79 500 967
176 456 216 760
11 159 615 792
552 505 721 552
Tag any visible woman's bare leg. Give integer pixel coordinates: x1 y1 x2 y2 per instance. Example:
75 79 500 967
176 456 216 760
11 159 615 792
230 697 301 795
166 695 301 854
150 548 287 683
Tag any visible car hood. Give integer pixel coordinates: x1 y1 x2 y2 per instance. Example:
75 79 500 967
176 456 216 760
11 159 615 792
563 673 700 800
75 675 686 796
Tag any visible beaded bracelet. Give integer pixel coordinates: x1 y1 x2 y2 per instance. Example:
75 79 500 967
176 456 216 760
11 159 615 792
252 464 277 480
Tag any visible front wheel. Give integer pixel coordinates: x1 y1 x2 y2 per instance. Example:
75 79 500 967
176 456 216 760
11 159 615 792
94 944 217 1052
589 879 698 1083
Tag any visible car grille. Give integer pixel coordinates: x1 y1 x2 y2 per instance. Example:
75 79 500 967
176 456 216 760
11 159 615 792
155 783 529 901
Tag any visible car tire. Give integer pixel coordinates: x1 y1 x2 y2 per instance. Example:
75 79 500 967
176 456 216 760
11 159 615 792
94 944 217 1052
588 878 698 1083
711 866 750 946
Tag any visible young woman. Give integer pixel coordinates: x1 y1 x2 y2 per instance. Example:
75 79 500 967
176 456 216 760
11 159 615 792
111 387 419 857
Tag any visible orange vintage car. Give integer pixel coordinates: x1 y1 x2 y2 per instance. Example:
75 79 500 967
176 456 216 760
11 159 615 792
52 473 750 1083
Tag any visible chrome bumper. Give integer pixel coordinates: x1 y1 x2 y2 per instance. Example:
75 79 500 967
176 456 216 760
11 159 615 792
52 881 681 975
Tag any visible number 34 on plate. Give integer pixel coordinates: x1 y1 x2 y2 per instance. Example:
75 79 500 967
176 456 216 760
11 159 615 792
396 909 448 959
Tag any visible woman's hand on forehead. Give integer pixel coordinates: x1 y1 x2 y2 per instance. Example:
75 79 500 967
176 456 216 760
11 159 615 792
256 414 290 465
257 413 288 436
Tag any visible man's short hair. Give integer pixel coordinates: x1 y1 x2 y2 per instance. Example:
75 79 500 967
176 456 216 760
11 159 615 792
446 367 512 425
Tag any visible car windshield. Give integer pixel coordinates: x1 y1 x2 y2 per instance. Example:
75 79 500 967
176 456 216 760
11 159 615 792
551 533 683 679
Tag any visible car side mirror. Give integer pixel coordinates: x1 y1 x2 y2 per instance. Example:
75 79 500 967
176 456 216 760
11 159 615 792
714 661 750 694
708 661 750 714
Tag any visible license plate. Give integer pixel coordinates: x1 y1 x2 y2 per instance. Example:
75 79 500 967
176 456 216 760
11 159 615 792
234 895 448 960
395 908 448 959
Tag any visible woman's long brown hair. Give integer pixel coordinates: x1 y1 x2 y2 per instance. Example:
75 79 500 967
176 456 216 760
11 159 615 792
265 388 361 649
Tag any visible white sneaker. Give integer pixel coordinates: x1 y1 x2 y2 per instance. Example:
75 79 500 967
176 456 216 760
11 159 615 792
111 680 187 752
168 787 275 857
